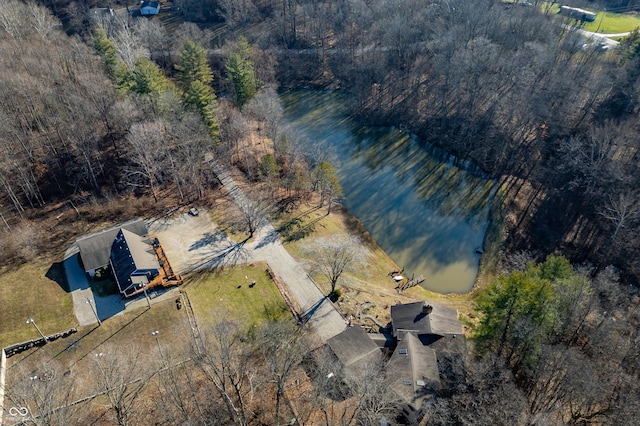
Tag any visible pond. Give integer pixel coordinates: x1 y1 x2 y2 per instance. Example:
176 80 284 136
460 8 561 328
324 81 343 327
281 91 496 294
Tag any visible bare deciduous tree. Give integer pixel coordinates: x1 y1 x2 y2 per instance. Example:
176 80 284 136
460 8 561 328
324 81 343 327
6 363 80 426
257 319 307 425
309 236 366 295
195 317 256 426
237 194 269 239
123 120 167 202
91 345 150 426
598 191 640 240
217 0 260 29
242 87 284 142
152 360 209 425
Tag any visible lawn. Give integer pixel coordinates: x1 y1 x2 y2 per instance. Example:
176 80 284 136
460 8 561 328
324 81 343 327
184 262 288 326
0 258 75 349
7 296 191 368
5 261 288 390
4 296 194 424
542 3 640 34
582 11 640 34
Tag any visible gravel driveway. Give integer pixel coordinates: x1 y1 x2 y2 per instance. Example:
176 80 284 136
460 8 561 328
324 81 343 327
148 213 238 275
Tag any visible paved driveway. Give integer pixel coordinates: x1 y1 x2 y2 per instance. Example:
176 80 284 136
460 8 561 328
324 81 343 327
63 246 97 327
148 213 238 275
211 161 348 341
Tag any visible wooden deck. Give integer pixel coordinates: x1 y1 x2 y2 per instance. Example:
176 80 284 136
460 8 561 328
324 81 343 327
150 237 183 289
126 237 183 298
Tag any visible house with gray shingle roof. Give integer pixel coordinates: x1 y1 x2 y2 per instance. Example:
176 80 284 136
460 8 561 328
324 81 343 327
326 325 383 373
388 301 465 422
391 301 463 340
386 333 440 420
76 218 164 298
76 218 149 277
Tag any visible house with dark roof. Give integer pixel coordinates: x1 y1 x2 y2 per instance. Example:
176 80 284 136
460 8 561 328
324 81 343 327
76 219 149 277
307 301 464 424
140 1 160 15
110 229 161 297
391 301 463 341
326 325 383 373
388 301 465 421
386 333 440 421
75 218 181 298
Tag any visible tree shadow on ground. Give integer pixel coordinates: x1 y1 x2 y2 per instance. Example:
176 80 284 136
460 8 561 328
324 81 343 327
187 241 250 273
189 231 229 251
279 216 323 243
254 228 280 249
45 261 70 292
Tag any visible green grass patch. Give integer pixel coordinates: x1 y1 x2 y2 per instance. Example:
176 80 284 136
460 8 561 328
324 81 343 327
282 203 396 277
542 3 640 34
184 262 287 326
582 12 640 34
0 258 75 349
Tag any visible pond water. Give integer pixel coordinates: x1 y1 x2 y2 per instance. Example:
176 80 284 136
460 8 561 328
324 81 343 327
281 91 496 294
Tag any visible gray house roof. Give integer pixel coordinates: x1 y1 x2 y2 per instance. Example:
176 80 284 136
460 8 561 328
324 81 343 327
391 301 462 338
386 333 439 410
76 219 148 273
326 325 382 370
110 229 160 294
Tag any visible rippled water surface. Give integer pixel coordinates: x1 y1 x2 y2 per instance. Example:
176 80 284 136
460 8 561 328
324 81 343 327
282 91 496 293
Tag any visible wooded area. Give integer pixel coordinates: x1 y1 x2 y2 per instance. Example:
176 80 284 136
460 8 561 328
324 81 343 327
2 0 640 423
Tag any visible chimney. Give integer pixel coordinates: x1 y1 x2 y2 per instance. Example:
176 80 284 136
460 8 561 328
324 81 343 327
422 303 433 315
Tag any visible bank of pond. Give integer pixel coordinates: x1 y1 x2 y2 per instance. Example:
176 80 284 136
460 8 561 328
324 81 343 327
282 90 497 294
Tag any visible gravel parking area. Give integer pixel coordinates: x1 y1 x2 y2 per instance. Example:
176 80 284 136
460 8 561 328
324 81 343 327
147 213 237 275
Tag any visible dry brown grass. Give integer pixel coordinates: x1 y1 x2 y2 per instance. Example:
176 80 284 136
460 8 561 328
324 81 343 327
276 198 477 333
0 257 75 349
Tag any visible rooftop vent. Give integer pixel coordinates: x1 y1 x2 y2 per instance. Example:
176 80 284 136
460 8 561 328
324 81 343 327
422 303 433 315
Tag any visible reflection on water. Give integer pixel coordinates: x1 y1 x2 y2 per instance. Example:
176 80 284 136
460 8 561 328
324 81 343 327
282 91 496 293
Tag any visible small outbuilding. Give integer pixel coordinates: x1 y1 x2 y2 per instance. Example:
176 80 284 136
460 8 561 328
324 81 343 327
140 1 160 16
